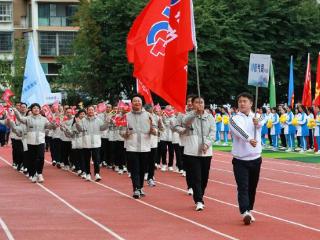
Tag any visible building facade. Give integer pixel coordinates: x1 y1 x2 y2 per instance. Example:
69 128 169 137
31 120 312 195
0 0 79 82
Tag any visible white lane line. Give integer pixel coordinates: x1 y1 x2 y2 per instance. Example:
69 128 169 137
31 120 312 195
0 157 125 240
212 168 320 190
208 179 320 207
213 159 320 179
0 218 15 240
43 159 239 240
214 152 320 170
156 181 320 233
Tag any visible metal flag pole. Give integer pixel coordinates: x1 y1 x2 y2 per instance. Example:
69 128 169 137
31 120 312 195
254 86 258 140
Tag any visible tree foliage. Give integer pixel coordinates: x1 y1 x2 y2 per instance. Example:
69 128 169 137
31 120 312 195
59 0 320 105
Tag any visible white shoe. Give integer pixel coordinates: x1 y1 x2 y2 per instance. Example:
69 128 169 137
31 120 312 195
222 142 228 146
195 202 204 211
182 171 186 177
307 149 313 152
128 172 131 178
31 175 37 183
249 211 256 222
123 166 127 172
147 179 156 187
77 170 82 175
71 165 76 171
81 172 86 179
85 174 91 181
118 169 124 175
114 166 119 172
316 151 320 154
63 165 70 171
285 148 292 152
187 188 193 195
168 166 174 171
161 166 167 172
272 147 278 151
13 164 17 170
25 173 29 178
37 174 44 183
144 173 148 180
242 211 252 225
95 173 101 182
299 150 305 153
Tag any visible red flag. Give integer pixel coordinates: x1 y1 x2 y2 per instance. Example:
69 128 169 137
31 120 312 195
5 107 16 121
113 114 127 127
117 100 127 109
315 52 320 106
137 79 153 104
0 104 4 116
1 89 14 106
302 53 312 107
47 113 54 122
127 0 196 113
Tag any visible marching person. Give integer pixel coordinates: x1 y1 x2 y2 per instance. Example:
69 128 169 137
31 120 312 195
183 96 215 211
13 103 54 183
75 105 109 181
120 95 157 199
229 92 263 225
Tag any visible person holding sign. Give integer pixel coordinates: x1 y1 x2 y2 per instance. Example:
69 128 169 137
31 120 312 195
230 92 263 225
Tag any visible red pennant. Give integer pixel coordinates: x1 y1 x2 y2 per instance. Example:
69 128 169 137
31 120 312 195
97 103 107 113
1 89 14 107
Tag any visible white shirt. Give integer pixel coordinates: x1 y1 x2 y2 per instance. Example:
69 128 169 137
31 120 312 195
230 111 262 161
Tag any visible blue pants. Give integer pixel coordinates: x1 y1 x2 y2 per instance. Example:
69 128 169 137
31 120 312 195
216 130 220 142
316 136 320 149
222 131 228 143
286 134 295 149
271 135 278 148
261 135 266 145
300 136 307 150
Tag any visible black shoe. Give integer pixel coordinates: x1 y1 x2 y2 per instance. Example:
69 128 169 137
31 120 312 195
52 161 56 166
56 163 61 169
133 190 140 199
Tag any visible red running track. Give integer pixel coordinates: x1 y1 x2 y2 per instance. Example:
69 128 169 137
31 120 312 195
0 145 319 240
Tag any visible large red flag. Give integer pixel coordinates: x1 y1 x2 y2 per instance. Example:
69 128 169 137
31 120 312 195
302 53 312 107
137 79 153 104
127 0 196 112
314 52 320 106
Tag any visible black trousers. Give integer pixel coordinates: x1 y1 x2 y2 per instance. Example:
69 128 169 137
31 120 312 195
147 148 157 180
71 148 85 172
12 139 24 168
127 152 148 191
100 138 112 165
27 144 45 177
232 157 262 214
181 146 192 189
308 129 314 149
115 141 126 169
45 136 51 151
61 141 72 166
83 148 100 175
267 128 272 145
51 138 62 163
160 141 174 166
280 129 287 148
185 155 211 204
173 144 182 170
0 132 5 146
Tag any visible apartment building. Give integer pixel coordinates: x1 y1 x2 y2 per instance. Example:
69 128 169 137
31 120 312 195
0 0 79 82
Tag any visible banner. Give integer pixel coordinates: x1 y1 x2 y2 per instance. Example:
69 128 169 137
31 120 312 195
45 93 62 105
248 53 271 88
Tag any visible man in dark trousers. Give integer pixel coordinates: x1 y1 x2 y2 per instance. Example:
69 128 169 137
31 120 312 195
229 92 263 225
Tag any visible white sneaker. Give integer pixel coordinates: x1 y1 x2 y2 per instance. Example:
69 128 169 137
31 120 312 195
63 165 70 171
179 169 184 174
187 188 193 195
144 173 148 180
71 165 76 171
182 171 186 177
128 172 131 178
114 166 119 172
161 165 167 172
272 147 278 151
307 149 313 152
85 174 91 181
249 211 256 222
316 151 320 155
25 173 29 178
147 179 156 187
13 164 17 170
118 169 124 175
195 202 204 211
168 166 174 171
285 148 292 152
299 150 305 153
95 173 101 182
31 175 37 183
242 211 252 225
77 170 82 175
123 166 127 172
37 174 44 183
81 172 86 179
222 142 228 146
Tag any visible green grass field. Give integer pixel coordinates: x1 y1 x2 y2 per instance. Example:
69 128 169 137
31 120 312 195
213 144 320 164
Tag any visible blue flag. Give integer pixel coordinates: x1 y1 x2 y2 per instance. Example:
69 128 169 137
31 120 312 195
21 39 51 106
288 56 294 107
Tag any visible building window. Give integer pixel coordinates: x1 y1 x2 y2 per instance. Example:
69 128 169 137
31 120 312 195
0 2 12 22
38 3 78 27
39 31 76 56
0 32 13 52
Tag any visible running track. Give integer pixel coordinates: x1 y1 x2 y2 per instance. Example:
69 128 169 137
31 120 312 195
0 146 319 240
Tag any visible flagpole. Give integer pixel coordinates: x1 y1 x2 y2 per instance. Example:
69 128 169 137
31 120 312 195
254 86 258 140
194 48 204 145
